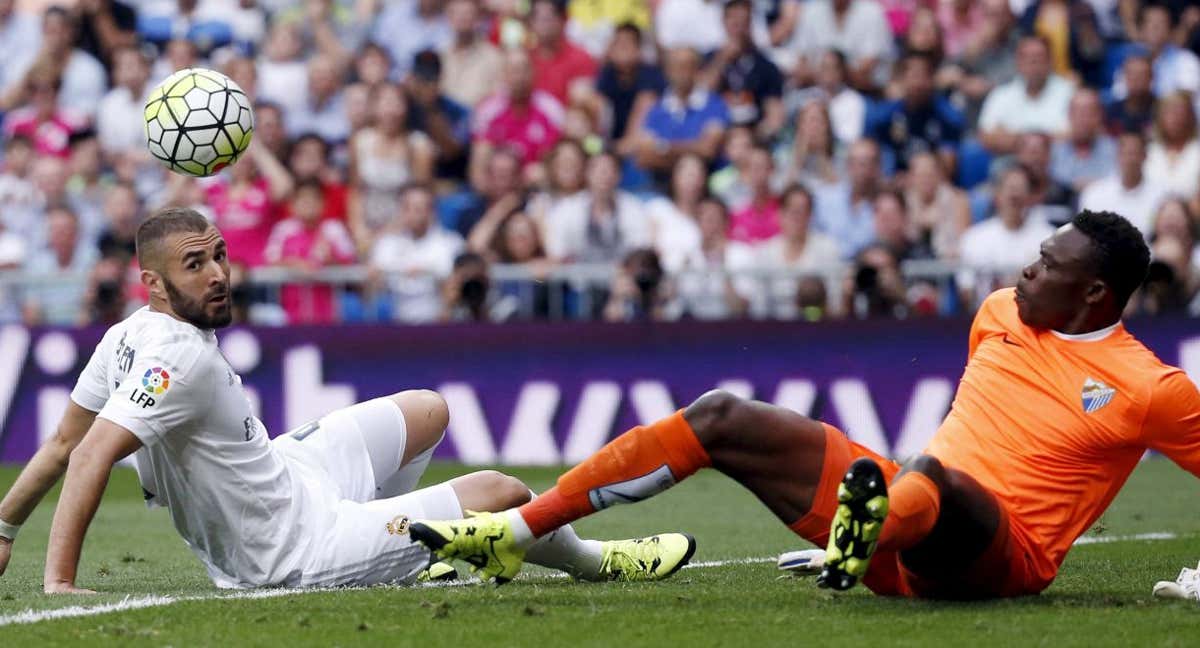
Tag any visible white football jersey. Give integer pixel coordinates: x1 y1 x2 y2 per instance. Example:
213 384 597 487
70 307 317 587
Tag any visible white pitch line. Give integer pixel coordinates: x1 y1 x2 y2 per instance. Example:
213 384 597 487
0 531 1184 627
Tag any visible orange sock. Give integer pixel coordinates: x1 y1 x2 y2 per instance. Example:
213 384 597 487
877 472 941 553
518 410 711 538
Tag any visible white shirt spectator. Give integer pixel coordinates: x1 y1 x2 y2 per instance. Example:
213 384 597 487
97 86 148 154
545 191 651 262
958 213 1056 295
371 0 452 76
256 59 309 118
750 232 843 318
978 75 1074 135
0 9 40 96
1143 140 1200 200
23 245 98 325
785 0 894 84
59 50 108 118
671 242 757 320
286 92 349 142
645 197 701 273
655 0 726 53
370 225 463 323
1078 175 1167 237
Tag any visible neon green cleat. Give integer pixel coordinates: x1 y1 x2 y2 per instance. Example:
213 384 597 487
409 511 526 584
817 457 889 591
416 561 458 583
599 533 697 582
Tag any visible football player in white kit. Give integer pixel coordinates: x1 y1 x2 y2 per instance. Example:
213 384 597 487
0 209 696 593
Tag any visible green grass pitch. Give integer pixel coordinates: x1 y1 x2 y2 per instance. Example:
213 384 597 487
0 460 1197 646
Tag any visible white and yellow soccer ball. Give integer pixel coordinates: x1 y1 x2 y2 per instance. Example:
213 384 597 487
144 68 254 177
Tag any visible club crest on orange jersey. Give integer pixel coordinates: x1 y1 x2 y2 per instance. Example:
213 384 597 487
1081 378 1116 413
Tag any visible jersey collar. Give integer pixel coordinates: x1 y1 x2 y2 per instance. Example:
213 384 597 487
1049 321 1120 342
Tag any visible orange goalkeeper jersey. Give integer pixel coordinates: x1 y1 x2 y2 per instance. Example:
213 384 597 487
926 288 1200 588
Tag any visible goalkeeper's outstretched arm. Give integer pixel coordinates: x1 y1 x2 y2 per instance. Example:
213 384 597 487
0 401 98 575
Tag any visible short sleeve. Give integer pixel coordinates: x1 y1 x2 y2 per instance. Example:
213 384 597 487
97 348 210 447
1143 371 1200 477
70 336 112 413
967 290 1007 361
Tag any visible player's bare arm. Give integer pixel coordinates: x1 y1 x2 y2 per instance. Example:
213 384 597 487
0 401 99 576
43 417 143 594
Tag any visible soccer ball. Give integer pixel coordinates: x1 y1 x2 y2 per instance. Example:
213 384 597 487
144 68 254 177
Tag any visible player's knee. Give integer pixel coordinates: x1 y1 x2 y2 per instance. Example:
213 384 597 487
904 454 947 488
389 389 449 453
479 470 532 508
684 389 746 445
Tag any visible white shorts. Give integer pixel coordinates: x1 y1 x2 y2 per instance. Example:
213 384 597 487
273 398 462 587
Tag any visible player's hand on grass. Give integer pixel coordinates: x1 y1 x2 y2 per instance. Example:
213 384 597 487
44 580 97 595
0 537 11 576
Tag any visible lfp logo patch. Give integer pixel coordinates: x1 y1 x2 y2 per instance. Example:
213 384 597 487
142 367 170 395
1081 378 1115 413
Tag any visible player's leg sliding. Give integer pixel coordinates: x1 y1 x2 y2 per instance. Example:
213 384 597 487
411 411 708 583
818 458 890 590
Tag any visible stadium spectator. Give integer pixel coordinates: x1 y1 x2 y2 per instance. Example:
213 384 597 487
263 180 357 324
1119 4 1200 100
950 0 1018 120
603 247 669 321
777 101 840 188
21 205 95 326
372 0 452 77
26 155 102 250
96 181 139 260
784 50 865 150
253 101 290 161
866 51 963 175
937 0 984 60
565 0 651 58
343 82 373 135
527 0 596 106
545 150 649 262
1014 131 1075 225
27 7 107 117
256 22 309 119
440 250 497 321
895 8 944 78
813 138 882 259
80 254 128 325
1050 88 1117 192
439 0 503 108
709 124 753 210
594 23 664 152
1078 131 1166 237
286 132 349 222
653 0 725 55
1144 197 1200 314
871 188 931 261
370 182 465 323
1152 198 1200 270
287 55 350 142
95 45 150 156
348 82 434 250
2 65 86 158
905 151 970 260
204 145 294 268
451 146 525 237
1144 91 1200 200
977 35 1073 155
527 138 587 224
353 43 393 94
754 184 842 318
634 47 729 178
647 152 706 273
1106 54 1156 136
0 135 39 221
0 0 41 99
149 37 197 82
958 165 1056 302
67 131 107 235
783 0 894 92
469 206 549 266
404 50 471 179
74 0 138 68
704 0 784 140
1015 0 1105 86
845 244 908 319
472 48 564 170
728 144 779 244
672 195 753 312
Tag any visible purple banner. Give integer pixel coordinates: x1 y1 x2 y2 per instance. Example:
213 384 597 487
2 318 1199 464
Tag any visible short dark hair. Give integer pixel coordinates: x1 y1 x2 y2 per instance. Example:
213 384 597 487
780 183 813 209
531 0 567 17
723 0 751 14
290 132 329 159
293 178 324 197
136 208 212 271
901 50 936 74
614 22 642 43
1071 210 1151 308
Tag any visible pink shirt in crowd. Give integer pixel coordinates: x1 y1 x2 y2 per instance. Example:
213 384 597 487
473 90 564 166
205 177 278 267
263 217 357 324
729 198 781 244
3 108 86 158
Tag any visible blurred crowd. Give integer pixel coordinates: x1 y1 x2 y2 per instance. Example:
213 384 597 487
0 0 1198 326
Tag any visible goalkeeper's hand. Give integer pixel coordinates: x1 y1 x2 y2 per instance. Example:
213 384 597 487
1153 562 1200 601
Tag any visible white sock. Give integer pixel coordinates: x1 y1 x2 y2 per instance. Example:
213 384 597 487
510 491 604 580
524 523 605 581
376 444 436 499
